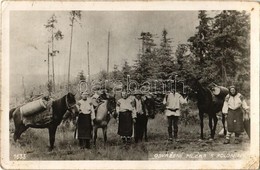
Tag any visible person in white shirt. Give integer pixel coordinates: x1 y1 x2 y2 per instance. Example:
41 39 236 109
222 86 249 144
163 88 187 142
116 91 136 144
76 91 95 149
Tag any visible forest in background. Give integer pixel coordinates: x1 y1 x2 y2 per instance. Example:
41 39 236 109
11 10 250 107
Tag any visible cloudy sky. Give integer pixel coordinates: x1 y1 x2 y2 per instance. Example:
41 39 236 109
10 11 203 88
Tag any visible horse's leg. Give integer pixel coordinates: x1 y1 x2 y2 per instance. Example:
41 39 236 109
102 126 108 145
208 114 213 140
13 109 28 141
199 112 204 140
48 125 58 151
93 126 98 146
14 124 28 142
212 114 218 139
222 113 227 135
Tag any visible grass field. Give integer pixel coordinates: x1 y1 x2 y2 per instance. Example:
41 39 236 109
9 112 250 161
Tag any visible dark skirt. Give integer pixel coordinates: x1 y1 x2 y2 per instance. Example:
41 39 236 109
118 111 133 137
227 108 244 133
77 113 92 139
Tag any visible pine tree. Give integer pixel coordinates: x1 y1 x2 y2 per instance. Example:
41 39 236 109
211 10 250 91
121 61 132 85
77 70 86 81
111 64 123 81
134 32 157 83
156 29 175 79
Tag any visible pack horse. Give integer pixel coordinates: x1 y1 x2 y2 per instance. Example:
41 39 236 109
9 93 78 151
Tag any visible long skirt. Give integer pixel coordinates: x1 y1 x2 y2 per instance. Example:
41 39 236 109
227 108 244 133
77 113 92 139
118 111 133 137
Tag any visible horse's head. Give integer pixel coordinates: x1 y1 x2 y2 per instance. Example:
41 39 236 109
65 92 77 117
143 95 155 119
107 96 116 115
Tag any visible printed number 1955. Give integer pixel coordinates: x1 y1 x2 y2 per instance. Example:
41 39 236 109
14 154 26 160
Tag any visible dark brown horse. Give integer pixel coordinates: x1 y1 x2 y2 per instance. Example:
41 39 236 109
93 96 117 146
9 93 77 151
189 79 228 140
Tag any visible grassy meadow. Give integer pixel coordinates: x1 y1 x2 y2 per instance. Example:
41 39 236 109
9 111 250 160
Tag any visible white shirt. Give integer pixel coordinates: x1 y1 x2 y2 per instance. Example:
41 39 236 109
163 92 187 116
116 97 136 118
222 93 249 114
77 99 95 120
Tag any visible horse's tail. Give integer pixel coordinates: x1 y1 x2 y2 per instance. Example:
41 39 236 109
9 107 16 120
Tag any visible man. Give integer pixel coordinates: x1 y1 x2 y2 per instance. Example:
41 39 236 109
116 91 136 144
76 91 95 149
163 87 187 142
133 90 147 143
222 85 249 144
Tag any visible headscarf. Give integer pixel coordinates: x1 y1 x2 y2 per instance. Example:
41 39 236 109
229 85 238 97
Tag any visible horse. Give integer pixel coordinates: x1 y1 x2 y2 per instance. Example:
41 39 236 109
134 94 156 143
9 93 78 151
189 78 228 140
93 96 116 146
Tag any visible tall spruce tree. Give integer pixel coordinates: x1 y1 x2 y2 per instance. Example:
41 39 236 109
134 32 157 83
156 29 175 80
211 10 250 89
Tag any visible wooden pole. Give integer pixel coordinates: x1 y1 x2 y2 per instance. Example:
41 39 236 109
107 31 110 74
87 42 91 92
22 76 26 100
51 26 55 92
47 45 51 96
47 45 50 85
67 18 74 92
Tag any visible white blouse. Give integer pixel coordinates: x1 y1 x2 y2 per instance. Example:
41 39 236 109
222 93 249 114
77 99 95 120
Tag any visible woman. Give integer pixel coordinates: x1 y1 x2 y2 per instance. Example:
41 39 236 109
222 86 249 144
116 91 136 144
76 91 95 149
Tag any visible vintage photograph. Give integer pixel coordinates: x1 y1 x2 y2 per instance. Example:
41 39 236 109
1 1 259 169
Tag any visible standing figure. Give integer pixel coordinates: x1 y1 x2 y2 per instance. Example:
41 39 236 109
163 88 187 142
222 86 249 144
116 91 136 144
133 90 147 143
76 91 95 149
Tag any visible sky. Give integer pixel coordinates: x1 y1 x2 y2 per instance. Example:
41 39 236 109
10 11 201 91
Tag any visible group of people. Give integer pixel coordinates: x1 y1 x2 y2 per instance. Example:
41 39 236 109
73 85 250 149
